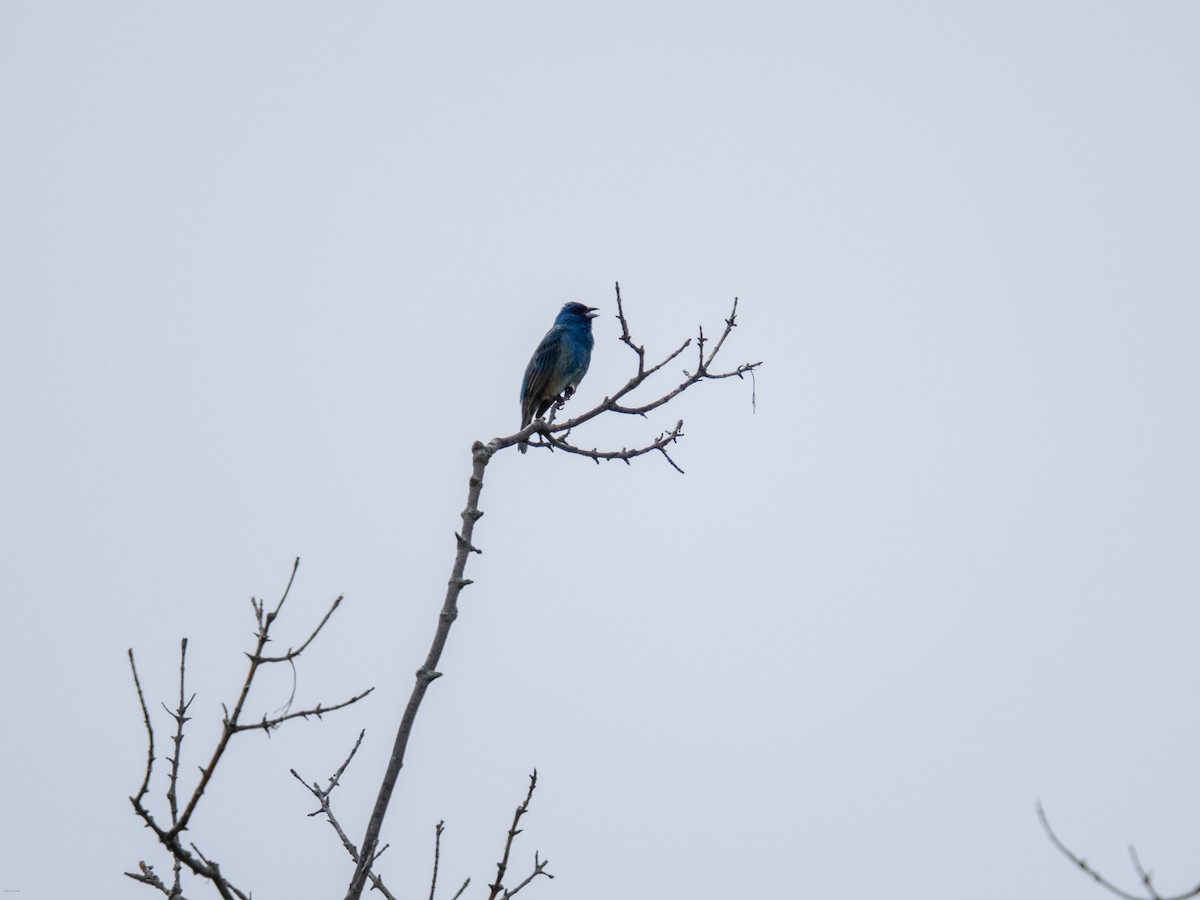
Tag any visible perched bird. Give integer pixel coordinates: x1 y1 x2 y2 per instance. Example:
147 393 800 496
518 302 599 453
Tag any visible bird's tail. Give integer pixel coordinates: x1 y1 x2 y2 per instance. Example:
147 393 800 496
518 441 528 454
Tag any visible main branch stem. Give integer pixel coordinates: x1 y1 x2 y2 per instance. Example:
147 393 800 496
345 441 493 900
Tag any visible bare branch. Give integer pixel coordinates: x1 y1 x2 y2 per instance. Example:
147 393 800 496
172 561 366 837
231 687 375 734
1037 802 1200 900
190 844 249 900
257 593 345 663
503 851 554 900
430 821 445 900
1130 845 1164 900
129 559 365 899
488 771 551 900
702 296 742 369
126 792 250 900
328 728 366 793
128 650 155 804
293 731 397 900
345 438 492 900
124 861 179 897
267 555 301 621
546 421 687 473
165 638 193 828
614 280 646 373
290 768 365 875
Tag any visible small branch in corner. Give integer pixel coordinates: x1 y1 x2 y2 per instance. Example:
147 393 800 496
1037 802 1200 900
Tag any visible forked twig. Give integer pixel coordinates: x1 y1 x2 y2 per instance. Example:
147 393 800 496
1038 802 1200 900
128 559 367 899
291 731 398 900
488 771 552 900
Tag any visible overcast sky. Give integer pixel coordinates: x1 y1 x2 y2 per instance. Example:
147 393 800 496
2 3 1199 899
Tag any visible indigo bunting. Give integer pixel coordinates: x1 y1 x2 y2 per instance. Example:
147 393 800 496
518 302 599 453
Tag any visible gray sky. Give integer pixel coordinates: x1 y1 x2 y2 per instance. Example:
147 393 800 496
2 3 1198 898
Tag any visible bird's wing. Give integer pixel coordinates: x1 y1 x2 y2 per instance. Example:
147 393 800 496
521 328 563 423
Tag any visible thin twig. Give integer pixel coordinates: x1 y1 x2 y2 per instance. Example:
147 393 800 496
292 732 398 900
329 728 367 792
165 638 193 828
488 772 551 900
172 559 343 836
545 421 686 473
503 851 554 900
129 650 155 804
614 281 646 373
123 861 173 897
430 821 445 900
1130 845 1163 900
703 296 742 368
232 687 375 733
190 844 247 900
1037 802 1200 900
258 593 345 663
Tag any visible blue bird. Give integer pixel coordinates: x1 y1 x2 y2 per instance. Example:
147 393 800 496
518 302 599 453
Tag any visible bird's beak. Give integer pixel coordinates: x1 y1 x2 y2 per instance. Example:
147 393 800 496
586 307 600 319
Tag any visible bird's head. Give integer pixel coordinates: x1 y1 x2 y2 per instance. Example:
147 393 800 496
558 301 600 324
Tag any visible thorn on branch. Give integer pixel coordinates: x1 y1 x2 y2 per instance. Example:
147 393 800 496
455 532 483 554
125 861 169 894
